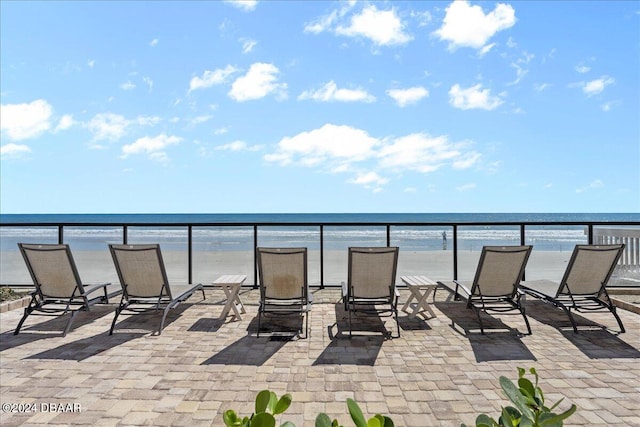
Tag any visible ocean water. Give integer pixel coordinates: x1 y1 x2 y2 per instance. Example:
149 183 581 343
1 213 638 252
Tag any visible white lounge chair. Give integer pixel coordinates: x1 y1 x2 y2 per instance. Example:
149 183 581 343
256 247 312 338
15 243 121 336
439 245 533 334
519 244 625 333
342 247 400 338
109 244 204 335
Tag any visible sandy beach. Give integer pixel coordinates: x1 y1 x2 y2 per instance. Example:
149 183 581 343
2 248 625 288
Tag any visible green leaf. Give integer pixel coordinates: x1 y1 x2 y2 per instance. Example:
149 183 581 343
538 405 577 427
280 422 297 427
223 410 241 427
366 417 381 427
518 378 535 399
500 406 520 426
382 416 394 427
475 414 498 427
274 394 292 415
255 390 272 414
500 376 535 420
315 414 333 427
250 412 276 427
347 398 367 427
548 397 564 412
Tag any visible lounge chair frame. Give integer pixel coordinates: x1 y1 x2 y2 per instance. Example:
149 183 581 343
343 247 400 338
109 244 205 335
15 243 121 336
448 245 533 335
256 247 311 339
519 244 625 333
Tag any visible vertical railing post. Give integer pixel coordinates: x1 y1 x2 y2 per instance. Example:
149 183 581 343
253 225 258 289
58 225 64 244
587 224 594 244
386 225 391 247
123 225 128 244
453 225 458 280
520 224 526 281
188 226 193 285
320 225 324 289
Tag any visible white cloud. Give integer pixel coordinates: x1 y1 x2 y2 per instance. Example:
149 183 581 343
265 124 481 191
190 115 213 126
143 76 153 92
225 0 257 11
1 143 32 159
576 179 604 193
534 83 551 92
449 83 503 110
434 0 516 51
216 140 262 151
386 86 429 107
55 114 75 132
582 76 615 96
150 38 159 47
575 64 590 73
189 65 238 92
265 123 379 167
378 133 479 173
87 59 95 68
298 81 375 103
120 81 136 90
86 113 160 142
229 62 287 102
121 134 182 160
456 183 477 192
336 5 412 46
241 38 257 54
305 3 411 47
0 99 53 140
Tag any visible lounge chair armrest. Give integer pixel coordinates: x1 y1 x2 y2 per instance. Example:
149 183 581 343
81 282 112 296
452 280 472 300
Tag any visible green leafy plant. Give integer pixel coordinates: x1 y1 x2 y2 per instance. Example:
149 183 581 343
223 391 394 427
462 367 576 427
315 398 394 427
223 390 294 427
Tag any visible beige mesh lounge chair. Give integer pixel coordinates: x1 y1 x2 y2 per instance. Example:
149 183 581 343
342 247 400 338
439 245 533 335
519 244 625 333
15 243 122 336
109 244 205 335
256 247 312 338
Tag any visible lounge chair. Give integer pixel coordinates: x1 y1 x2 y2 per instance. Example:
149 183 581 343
108 244 205 335
256 247 312 338
342 246 400 338
15 243 122 336
438 245 533 335
519 244 625 333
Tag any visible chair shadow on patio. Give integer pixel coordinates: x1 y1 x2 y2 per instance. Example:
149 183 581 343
435 301 536 362
201 334 288 366
105 302 195 336
25 331 145 361
1 305 116 351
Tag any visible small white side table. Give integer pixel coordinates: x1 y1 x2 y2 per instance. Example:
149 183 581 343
400 275 438 319
209 275 247 320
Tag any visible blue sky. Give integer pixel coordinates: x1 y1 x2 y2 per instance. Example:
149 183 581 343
1 0 638 214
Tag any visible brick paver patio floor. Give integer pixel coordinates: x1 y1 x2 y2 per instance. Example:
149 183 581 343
1 288 638 426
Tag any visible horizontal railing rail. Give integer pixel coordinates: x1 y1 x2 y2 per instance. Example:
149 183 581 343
1 220 639 288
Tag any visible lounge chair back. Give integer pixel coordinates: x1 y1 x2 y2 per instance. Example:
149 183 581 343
109 244 172 299
559 244 624 296
472 246 532 297
257 247 308 300
348 247 399 299
19 243 83 299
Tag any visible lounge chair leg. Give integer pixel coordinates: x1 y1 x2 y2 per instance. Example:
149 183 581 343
159 307 172 335
348 305 353 339
521 310 532 335
257 310 262 338
476 310 485 335
564 307 579 333
611 307 625 333
62 311 80 337
14 309 31 336
109 301 126 335
395 309 400 338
